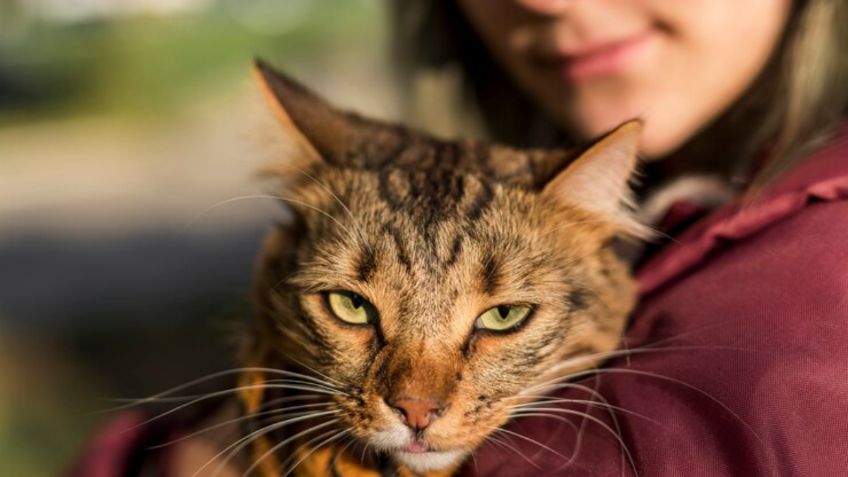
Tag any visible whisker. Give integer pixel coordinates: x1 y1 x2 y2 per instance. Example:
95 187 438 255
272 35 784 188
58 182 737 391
359 441 371 465
123 383 344 433
199 416 339 477
563 367 764 447
185 194 362 253
555 379 628 476
254 393 327 411
287 356 347 388
95 366 342 414
511 413 581 467
628 319 759 351
147 402 333 449
512 410 638 477
526 377 631 477
507 413 584 472
509 400 662 427
525 344 757 396
240 421 346 477
494 428 571 462
483 434 543 470
329 436 357 474
262 378 344 395
280 426 354 477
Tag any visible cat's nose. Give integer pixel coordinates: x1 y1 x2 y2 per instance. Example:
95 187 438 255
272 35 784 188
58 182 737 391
387 397 446 430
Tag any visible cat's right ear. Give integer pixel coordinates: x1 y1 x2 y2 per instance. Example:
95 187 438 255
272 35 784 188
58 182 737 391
254 59 389 166
253 59 345 163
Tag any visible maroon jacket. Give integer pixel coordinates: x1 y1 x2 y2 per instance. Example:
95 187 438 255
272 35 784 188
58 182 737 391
465 127 848 476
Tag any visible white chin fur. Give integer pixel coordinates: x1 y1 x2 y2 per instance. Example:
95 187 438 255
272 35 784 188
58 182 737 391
393 449 467 473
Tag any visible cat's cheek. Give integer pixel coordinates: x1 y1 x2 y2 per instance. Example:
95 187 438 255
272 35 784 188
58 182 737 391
416 397 509 447
464 332 543 381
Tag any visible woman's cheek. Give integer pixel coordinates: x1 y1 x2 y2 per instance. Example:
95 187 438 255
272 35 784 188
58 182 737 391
563 0 792 157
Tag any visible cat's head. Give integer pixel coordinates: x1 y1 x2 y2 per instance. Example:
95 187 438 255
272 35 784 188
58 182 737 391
244 60 648 473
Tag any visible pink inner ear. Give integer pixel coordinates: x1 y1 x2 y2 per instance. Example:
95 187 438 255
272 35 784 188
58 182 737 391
541 121 651 237
253 64 323 162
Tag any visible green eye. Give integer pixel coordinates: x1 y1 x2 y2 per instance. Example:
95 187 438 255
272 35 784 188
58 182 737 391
475 304 532 332
326 291 377 325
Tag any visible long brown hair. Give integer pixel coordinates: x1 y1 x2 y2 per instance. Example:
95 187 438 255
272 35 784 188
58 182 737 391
390 0 848 190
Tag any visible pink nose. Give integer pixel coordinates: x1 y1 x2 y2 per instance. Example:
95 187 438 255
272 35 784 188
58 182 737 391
388 398 446 430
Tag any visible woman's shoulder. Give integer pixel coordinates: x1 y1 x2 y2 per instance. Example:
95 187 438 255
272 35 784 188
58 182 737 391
628 126 848 376
593 130 848 477
637 124 848 299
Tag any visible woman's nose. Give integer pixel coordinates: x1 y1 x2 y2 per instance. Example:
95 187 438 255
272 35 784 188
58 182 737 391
515 0 573 16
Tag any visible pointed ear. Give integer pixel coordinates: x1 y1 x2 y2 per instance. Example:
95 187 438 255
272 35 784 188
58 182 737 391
542 120 650 238
253 59 378 165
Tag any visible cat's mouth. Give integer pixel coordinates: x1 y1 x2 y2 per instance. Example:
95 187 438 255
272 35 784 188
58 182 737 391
392 447 468 474
402 438 431 454
369 429 468 472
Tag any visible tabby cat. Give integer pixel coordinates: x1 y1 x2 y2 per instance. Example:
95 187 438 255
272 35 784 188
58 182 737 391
235 60 649 477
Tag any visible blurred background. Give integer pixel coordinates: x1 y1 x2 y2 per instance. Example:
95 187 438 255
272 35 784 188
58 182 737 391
0 1 429 474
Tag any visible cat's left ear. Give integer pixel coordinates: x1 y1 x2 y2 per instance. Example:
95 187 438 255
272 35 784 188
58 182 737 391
542 121 651 238
253 58 401 165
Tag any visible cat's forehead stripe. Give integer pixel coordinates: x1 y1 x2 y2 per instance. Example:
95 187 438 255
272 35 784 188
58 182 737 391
444 234 464 268
357 244 377 283
381 223 413 273
373 169 496 228
464 180 494 222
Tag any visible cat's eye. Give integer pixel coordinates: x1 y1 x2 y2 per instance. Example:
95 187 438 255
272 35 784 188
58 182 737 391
475 304 532 332
326 291 378 325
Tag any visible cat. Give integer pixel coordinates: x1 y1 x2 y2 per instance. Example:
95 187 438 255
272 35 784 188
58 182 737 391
234 59 650 477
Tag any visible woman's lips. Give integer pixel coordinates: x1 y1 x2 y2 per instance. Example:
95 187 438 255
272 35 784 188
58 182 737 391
534 30 656 82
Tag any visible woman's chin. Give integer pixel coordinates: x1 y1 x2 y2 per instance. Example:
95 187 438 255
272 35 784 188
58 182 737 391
565 108 693 160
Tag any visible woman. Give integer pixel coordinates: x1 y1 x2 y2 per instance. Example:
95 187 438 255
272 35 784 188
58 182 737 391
392 0 848 475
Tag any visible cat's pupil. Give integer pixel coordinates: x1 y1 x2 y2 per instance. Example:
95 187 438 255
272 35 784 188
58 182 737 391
497 305 511 319
350 293 364 309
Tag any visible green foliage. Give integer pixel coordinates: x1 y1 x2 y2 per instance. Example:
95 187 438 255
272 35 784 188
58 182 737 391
0 0 382 123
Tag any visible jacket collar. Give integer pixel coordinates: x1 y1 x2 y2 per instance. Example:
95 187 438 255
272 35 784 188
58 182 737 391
637 124 848 297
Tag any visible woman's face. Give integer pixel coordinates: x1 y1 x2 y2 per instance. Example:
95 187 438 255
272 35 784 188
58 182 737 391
458 0 791 157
